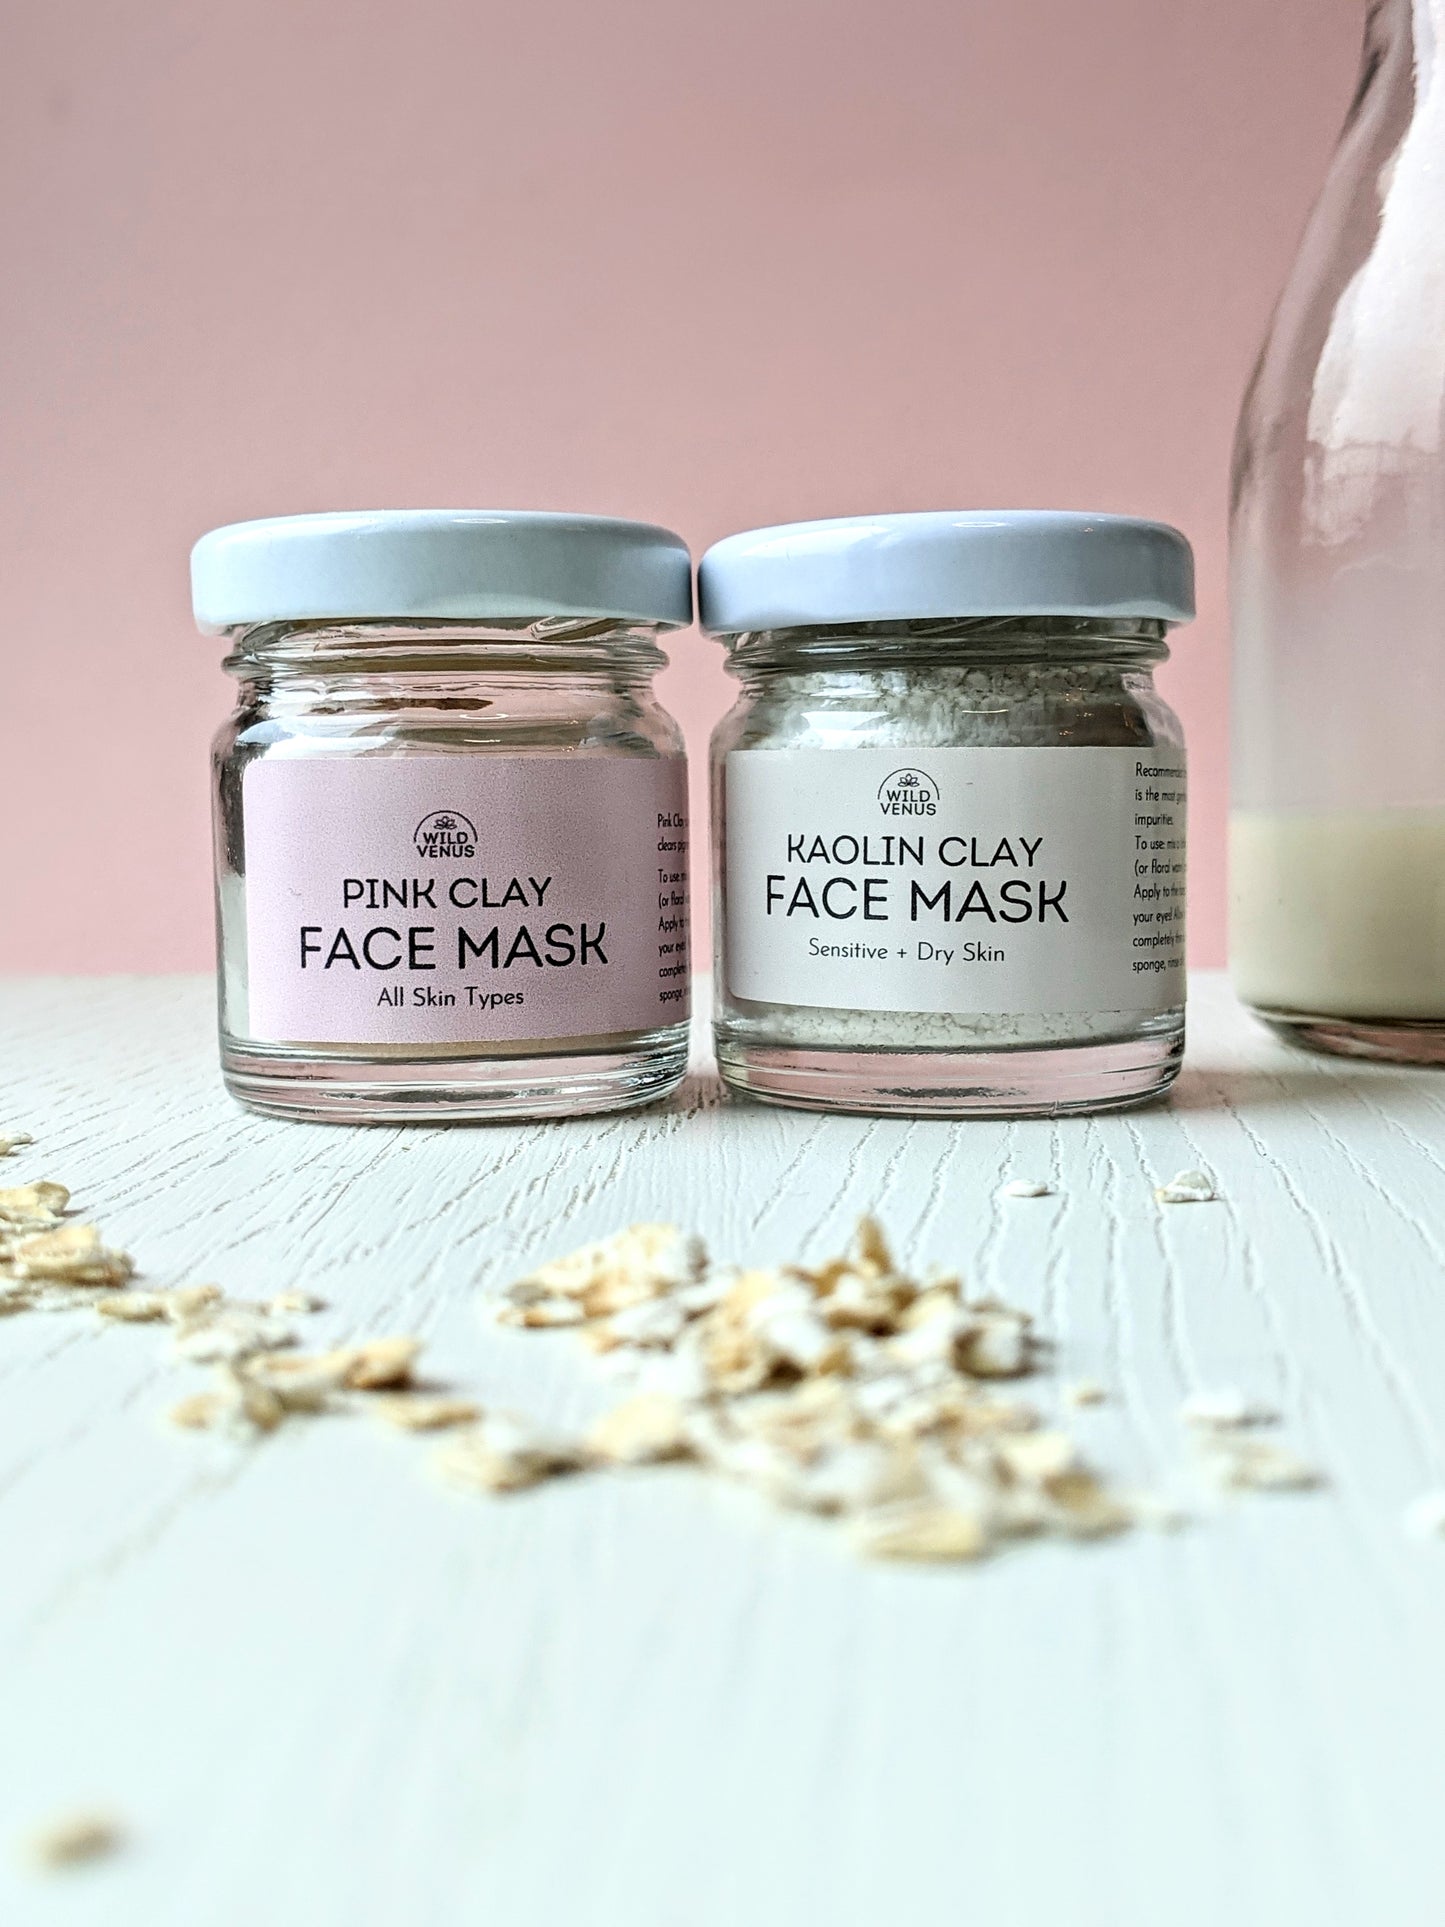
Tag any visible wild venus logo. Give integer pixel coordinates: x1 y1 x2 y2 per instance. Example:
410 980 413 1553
877 768 940 817
413 810 479 860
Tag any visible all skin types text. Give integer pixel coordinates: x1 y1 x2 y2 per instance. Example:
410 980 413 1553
295 874 609 1004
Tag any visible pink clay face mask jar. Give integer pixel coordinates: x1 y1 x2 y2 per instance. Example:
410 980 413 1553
192 510 693 1123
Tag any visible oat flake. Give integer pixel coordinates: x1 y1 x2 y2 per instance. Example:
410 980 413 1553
1180 1389 1276 1430
22 1811 123 1872
372 1394 480 1433
1155 1169 1217 1204
1064 1379 1107 1408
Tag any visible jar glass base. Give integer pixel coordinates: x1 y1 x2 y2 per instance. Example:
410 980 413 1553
219 1030 690 1123
714 1029 1183 1119
1249 1007 1445 1067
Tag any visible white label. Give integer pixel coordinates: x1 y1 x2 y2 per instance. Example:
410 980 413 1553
724 747 1186 1014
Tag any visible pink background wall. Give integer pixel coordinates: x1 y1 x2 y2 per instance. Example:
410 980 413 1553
0 0 1363 974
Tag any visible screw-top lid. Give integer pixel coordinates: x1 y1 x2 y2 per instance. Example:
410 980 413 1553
191 510 694 633
697 511 1194 635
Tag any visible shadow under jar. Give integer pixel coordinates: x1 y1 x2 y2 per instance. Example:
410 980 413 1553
194 511 693 1123
700 512 1195 1118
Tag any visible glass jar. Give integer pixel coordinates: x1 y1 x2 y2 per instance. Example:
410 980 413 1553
1230 0 1445 1061
700 512 1194 1118
192 511 693 1123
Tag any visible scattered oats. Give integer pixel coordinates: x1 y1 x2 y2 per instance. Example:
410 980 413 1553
1155 1168 1217 1204
22 1810 123 1871
170 1354 331 1431
815 1259 916 1333
676 1276 728 1315
752 1302 849 1375
699 1277 780 1393
727 1379 856 1460
166 1284 224 1320
956 1393 1042 1437
268 1289 325 1315
171 1306 297 1364
1179 1389 1276 1430
0 1129 34 1158
221 1368 287 1434
995 1429 1078 1483
28 1158 1310 1576
478 1216 1175 1564
971 1293 1032 1324
168 1367 289 1435
893 1294 977 1368
1201 1437 1322 1492
167 1392 221 1431
499 1296 587 1330
785 1440 928 1516
1402 1490 1445 1541
916 1448 999 1517
1038 1469 1134 1537
0 1181 70 1223
1064 1379 1107 1408
246 1338 420 1397
631 1344 713 1404
851 1371 916 1421
1000 1178 1052 1199
587 1393 691 1465
590 1339 644 1376
511 1222 707 1319
605 1296 689 1348
688 1423 793 1488
95 1291 172 1323
244 1351 351 1406
335 1336 421 1390
1126 1491 1189 1531
371 1394 480 1433
0 1174 398 1458
853 1215 894 1273
897 1282 962 1328
854 1501 990 1563
12 1223 133 1288
437 1413 583 1493
956 1311 1032 1380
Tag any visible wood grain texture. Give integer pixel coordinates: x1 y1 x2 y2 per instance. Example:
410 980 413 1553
1 974 1443 1926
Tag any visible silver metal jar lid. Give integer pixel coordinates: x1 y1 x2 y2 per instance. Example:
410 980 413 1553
697 510 1194 635
191 510 694 633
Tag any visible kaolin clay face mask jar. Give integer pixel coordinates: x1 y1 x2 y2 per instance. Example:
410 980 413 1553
193 511 692 1123
700 511 1195 1118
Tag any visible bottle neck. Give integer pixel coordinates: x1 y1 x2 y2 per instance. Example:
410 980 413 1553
723 615 1170 684
1345 0 1418 130
223 617 671 688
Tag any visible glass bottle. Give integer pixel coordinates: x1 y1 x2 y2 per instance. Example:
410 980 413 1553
1230 0 1445 1061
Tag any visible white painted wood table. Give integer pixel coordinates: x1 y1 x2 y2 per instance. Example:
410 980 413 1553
2 973 1444 1927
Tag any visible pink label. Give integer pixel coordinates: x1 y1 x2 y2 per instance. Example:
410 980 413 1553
241 755 690 1045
